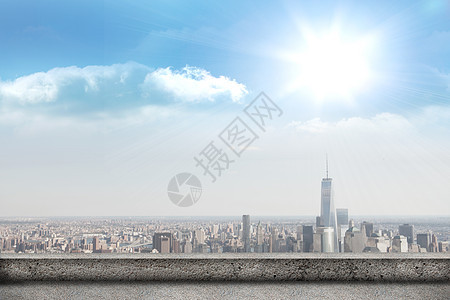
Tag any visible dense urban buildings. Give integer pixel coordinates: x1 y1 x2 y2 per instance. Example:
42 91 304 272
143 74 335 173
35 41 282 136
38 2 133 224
1 165 448 255
0 216 448 254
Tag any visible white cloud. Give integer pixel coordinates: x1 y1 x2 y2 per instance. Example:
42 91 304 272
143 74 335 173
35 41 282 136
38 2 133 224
0 62 247 107
0 63 148 105
0 63 248 131
288 112 412 134
0 70 59 104
288 118 328 133
142 66 248 103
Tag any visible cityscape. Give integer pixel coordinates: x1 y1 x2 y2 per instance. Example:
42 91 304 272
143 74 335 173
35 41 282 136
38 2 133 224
1 1 449 299
1 168 448 255
1 215 448 255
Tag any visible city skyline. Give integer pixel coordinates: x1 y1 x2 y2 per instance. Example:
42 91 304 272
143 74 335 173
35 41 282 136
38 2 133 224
1 162 447 255
1 214 448 254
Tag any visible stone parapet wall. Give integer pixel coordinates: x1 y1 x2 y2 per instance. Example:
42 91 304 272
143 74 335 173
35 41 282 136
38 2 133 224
1 253 448 282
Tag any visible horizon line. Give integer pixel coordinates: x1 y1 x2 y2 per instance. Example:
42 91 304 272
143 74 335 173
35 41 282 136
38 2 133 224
1 215 449 218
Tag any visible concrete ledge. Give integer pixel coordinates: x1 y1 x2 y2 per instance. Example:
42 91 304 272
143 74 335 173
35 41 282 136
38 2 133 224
1 254 449 282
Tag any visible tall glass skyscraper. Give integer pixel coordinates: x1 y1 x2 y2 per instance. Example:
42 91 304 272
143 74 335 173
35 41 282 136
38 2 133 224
242 214 251 252
320 164 339 252
336 208 349 225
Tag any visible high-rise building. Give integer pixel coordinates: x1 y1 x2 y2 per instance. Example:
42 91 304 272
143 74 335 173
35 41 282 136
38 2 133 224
336 209 349 225
336 209 349 252
212 224 219 236
160 237 170 254
316 227 335 253
417 233 431 251
320 158 339 252
344 227 367 253
93 236 100 253
271 227 278 252
316 216 322 227
194 229 205 244
366 233 389 253
256 221 264 245
338 224 349 253
269 234 273 253
173 239 181 253
392 235 408 252
182 240 192 253
362 222 374 237
302 225 314 252
153 232 172 253
242 215 251 252
438 241 448 252
399 224 414 244
312 232 322 252
349 219 355 228
296 225 303 241
430 234 438 252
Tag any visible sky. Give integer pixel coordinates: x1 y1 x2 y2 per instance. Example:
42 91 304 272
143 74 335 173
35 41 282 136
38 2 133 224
0 0 449 216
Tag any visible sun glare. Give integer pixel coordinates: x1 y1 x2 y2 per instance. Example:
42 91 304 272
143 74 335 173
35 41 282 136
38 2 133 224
290 30 374 101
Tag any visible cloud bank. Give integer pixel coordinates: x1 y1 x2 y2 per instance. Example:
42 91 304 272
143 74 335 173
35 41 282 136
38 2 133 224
0 62 248 117
143 66 247 103
288 113 412 134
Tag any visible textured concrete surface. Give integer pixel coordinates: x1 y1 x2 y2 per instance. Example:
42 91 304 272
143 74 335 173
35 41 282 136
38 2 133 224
1 253 449 282
1 282 449 299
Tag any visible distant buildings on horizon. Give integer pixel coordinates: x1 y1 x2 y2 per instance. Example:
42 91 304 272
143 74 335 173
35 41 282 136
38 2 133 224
0 161 448 254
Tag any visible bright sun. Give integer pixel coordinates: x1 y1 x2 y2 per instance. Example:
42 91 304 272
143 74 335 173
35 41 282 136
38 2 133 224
288 30 374 101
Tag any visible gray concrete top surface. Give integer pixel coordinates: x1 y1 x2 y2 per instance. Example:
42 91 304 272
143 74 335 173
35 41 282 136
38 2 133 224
1 253 449 282
1 253 449 259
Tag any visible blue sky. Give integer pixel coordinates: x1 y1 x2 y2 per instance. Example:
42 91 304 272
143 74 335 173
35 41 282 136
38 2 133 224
0 1 449 216
1 1 449 116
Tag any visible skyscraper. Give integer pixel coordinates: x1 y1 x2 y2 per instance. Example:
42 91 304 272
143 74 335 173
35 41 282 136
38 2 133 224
392 235 408 252
417 232 431 251
399 224 414 244
320 157 339 252
160 237 171 254
336 209 349 225
362 221 374 237
302 225 314 252
242 214 251 252
194 229 205 244
344 227 367 253
271 227 278 252
296 225 303 241
336 209 349 252
256 221 264 246
93 236 100 253
320 227 335 253
153 232 173 254
316 216 322 227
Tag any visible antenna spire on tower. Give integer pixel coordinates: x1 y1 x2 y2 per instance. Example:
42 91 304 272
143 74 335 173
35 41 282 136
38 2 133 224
326 154 329 179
